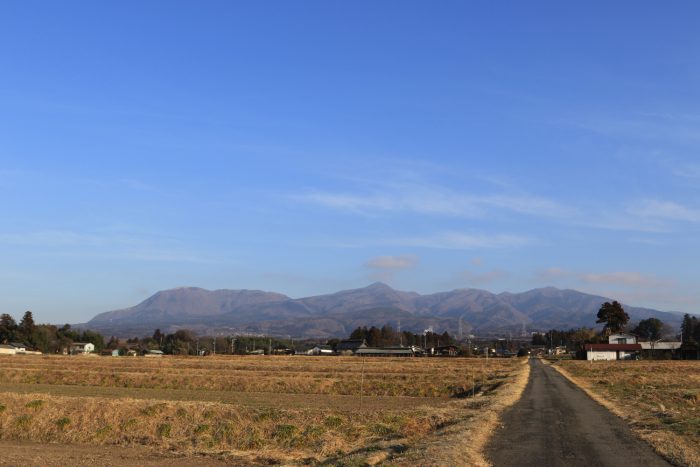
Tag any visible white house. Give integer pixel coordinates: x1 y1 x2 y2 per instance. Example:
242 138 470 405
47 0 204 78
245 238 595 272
0 344 16 355
70 342 95 354
608 333 637 345
306 345 334 356
585 343 641 361
9 342 26 353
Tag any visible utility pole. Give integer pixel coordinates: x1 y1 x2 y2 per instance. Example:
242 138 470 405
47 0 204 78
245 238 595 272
359 357 366 411
212 339 216 355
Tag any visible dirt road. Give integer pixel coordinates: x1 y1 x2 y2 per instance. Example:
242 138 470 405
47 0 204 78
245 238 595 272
486 359 670 467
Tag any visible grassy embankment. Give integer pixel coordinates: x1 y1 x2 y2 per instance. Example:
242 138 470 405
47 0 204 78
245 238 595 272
0 355 529 465
553 360 700 467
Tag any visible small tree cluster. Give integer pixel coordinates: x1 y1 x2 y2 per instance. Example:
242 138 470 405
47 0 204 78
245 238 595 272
632 318 664 341
681 314 700 346
531 327 599 350
348 325 453 348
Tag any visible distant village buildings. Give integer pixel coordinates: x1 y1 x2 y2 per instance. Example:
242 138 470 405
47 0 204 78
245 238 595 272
69 342 95 355
585 333 683 361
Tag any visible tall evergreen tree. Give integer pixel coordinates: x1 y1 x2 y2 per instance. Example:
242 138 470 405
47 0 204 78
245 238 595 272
18 311 36 343
0 313 18 343
681 314 696 344
596 301 630 334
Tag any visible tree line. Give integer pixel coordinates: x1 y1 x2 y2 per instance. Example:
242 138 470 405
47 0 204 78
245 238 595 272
346 325 455 348
0 311 104 353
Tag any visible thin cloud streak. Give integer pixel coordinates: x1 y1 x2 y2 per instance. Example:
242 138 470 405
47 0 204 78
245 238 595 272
391 232 531 250
0 229 215 264
535 267 673 288
365 254 418 270
292 176 570 220
461 269 509 286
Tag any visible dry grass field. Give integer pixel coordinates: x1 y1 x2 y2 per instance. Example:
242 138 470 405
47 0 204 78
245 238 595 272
554 360 700 467
0 354 528 465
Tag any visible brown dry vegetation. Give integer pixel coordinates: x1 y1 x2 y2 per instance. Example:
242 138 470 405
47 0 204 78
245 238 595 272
0 355 528 465
0 355 514 397
554 360 700 467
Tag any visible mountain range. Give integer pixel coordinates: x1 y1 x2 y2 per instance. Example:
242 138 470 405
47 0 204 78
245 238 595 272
82 283 686 339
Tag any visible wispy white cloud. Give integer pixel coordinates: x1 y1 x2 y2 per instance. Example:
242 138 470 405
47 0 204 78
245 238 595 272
0 229 213 264
292 177 569 220
363 254 419 283
570 113 700 144
461 269 508 286
391 232 531 250
534 267 672 289
578 271 673 288
365 254 418 270
535 267 571 281
628 199 700 223
0 230 106 247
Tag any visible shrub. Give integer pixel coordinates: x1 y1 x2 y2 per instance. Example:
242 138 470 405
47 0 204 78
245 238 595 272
15 415 31 428
157 423 172 438
194 424 209 435
213 421 234 443
95 425 112 438
369 423 395 436
120 418 138 430
56 417 71 430
324 415 343 429
273 424 298 444
25 400 43 410
141 403 166 416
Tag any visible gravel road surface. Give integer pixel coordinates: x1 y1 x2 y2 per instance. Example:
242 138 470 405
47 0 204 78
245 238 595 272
486 358 670 467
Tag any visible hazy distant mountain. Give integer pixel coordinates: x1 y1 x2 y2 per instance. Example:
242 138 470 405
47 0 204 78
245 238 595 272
83 283 686 338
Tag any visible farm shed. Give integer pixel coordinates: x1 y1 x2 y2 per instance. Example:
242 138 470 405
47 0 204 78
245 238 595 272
679 343 700 360
639 341 681 359
433 345 459 356
0 344 16 355
307 345 334 356
70 342 95 354
9 342 26 353
585 343 641 361
335 339 367 355
354 347 415 357
143 349 164 357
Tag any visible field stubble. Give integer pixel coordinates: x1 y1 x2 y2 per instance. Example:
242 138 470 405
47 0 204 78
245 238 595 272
0 355 527 464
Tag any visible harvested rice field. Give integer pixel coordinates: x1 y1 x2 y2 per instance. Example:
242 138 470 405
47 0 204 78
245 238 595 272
0 354 529 465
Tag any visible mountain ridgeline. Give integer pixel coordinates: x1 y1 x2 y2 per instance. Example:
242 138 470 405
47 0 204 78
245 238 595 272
84 283 684 338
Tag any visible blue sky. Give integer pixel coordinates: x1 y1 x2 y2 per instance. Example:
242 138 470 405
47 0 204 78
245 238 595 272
2 1 700 323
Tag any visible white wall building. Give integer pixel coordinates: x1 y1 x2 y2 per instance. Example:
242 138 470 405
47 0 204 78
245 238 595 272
70 342 95 354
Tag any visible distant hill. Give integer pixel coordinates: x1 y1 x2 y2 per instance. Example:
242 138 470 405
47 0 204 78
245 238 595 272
82 283 686 338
